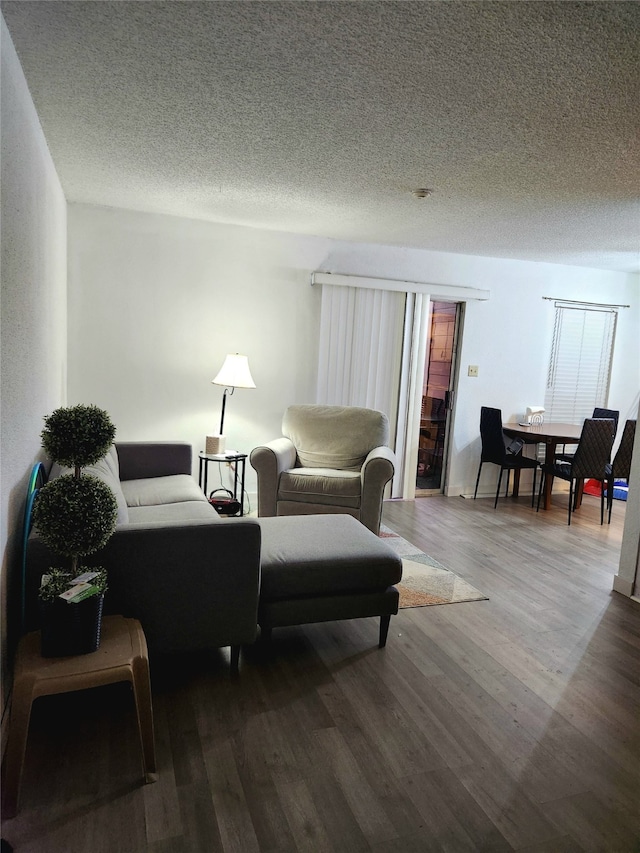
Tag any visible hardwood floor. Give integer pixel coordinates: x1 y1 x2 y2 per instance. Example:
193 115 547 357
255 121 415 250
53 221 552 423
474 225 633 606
2 493 639 852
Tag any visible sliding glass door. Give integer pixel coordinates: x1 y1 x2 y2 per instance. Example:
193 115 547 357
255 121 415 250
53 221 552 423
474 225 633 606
416 301 462 495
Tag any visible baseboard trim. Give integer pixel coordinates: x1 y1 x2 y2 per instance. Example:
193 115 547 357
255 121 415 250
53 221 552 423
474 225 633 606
612 575 635 597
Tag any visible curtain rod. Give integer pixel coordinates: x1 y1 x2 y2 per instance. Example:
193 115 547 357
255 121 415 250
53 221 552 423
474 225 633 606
311 272 490 301
543 296 630 309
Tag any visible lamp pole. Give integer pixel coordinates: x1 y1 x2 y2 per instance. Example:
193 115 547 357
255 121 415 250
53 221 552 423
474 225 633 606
219 387 234 434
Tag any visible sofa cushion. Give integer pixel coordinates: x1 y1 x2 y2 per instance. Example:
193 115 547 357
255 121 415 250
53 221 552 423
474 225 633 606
258 514 402 600
127 501 220 523
49 449 129 525
121 474 206 507
282 405 389 471
278 468 361 508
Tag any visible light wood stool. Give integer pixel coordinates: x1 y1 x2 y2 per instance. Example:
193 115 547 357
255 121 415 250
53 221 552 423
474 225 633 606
2 616 157 817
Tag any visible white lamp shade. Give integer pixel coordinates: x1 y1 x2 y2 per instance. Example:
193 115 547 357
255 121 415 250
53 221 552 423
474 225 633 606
212 353 256 389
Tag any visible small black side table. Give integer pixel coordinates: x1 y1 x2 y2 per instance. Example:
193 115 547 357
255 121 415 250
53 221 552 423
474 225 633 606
198 451 247 516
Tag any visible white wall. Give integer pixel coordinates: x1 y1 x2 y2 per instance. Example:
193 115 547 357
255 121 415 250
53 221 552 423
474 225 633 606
0 16 67 716
67 205 328 509
67 203 639 502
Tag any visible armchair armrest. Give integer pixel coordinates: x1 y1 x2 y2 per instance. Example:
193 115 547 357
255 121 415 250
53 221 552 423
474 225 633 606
360 445 396 534
250 438 297 517
116 442 192 480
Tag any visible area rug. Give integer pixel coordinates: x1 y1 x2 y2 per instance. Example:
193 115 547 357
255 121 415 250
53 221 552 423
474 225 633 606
380 525 489 608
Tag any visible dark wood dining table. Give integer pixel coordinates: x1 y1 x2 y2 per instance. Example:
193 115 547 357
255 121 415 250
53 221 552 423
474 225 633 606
502 421 583 510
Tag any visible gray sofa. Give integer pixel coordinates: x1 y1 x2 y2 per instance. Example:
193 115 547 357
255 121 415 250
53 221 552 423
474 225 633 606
25 442 261 669
25 442 402 666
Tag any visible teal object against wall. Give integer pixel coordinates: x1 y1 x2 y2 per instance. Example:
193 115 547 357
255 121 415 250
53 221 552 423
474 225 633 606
21 463 46 635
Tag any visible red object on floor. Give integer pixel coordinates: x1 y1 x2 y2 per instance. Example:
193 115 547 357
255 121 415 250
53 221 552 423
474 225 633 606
583 479 602 497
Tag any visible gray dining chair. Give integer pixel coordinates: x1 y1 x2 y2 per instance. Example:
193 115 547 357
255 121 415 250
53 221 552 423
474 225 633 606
537 418 616 525
605 419 636 523
555 407 619 463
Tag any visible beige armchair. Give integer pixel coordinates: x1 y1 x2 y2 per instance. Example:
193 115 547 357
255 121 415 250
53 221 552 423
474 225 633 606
250 404 395 535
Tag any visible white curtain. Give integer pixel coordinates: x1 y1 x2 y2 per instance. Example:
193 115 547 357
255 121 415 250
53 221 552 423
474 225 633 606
317 283 405 410
316 281 404 441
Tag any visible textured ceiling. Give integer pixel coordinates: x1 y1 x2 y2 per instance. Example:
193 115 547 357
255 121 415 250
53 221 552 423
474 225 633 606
2 1 639 272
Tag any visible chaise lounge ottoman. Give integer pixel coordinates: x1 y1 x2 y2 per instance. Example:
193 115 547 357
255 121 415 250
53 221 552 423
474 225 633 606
257 514 403 647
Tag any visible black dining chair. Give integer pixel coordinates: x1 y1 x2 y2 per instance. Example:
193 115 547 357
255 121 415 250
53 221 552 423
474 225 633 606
555 407 619 463
474 407 539 508
537 418 616 525
605 419 636 523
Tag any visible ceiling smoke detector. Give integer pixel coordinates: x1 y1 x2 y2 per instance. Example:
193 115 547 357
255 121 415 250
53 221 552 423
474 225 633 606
411 188 433 199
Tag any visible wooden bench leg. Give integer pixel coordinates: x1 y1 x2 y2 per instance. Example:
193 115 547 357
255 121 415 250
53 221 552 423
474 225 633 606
131 655 157 782
2 675 36 818
127 619 156 781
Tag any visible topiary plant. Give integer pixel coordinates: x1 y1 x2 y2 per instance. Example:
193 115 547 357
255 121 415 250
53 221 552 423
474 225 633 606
33 475 117 574
33 405 118 580
41 404 116 475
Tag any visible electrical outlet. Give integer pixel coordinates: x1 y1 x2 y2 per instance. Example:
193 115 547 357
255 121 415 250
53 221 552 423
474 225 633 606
468 365 479 377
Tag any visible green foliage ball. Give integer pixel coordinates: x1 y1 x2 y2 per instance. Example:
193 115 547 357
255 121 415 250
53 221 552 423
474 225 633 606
41 405 116 468
33 474 118 558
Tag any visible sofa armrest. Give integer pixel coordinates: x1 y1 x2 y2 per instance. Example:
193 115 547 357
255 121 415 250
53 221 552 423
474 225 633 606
250 438 297 517
116 442 192 480
25 518 261 653
360 445 396 534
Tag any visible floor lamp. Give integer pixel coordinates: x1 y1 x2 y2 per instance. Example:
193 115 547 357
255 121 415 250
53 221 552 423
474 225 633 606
207 354 255 454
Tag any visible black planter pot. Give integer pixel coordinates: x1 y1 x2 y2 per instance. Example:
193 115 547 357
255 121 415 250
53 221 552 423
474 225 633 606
39 593 105 657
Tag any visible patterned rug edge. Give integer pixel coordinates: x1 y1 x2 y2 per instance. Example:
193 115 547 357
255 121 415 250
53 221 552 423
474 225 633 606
380 525 489 608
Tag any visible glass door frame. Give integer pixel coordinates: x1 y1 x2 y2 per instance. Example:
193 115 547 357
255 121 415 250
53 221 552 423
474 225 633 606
415 300 464 496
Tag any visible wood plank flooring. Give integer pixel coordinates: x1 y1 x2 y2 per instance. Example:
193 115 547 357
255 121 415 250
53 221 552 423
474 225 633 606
2 492 639 852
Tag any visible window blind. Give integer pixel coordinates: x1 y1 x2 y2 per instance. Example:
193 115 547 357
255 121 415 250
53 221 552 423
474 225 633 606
544 306 617 422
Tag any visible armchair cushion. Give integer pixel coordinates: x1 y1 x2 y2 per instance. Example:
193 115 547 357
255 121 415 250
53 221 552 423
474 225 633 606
278 468 361 507
283 404 389 470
